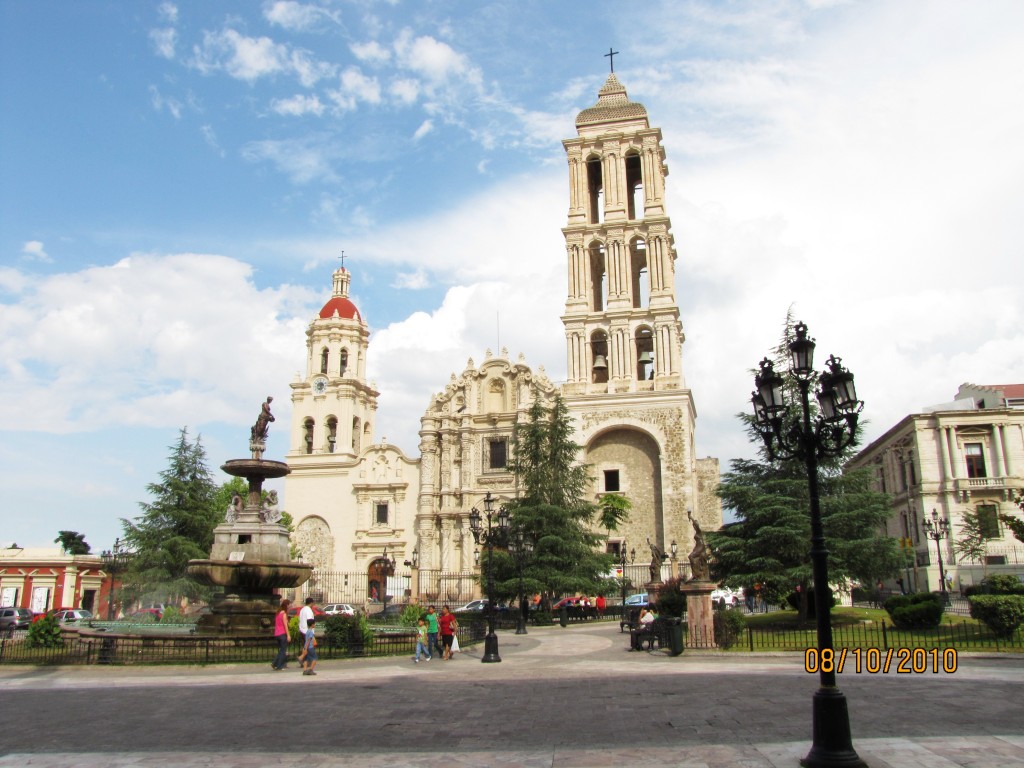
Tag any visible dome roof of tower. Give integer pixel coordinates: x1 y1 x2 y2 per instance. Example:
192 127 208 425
318 296 362 321
576 73 648 128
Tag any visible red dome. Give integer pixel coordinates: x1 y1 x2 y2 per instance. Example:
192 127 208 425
319 297 361 321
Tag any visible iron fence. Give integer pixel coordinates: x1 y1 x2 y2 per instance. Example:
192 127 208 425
741 619 1023 652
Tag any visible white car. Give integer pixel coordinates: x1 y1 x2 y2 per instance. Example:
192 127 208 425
710 588 738 608
323 603 355 616
52 609 93 624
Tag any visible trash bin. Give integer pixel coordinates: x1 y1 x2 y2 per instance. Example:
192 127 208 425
559 606 568 627
668 617 684 656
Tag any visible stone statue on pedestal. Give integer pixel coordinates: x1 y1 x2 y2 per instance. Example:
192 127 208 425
687 509 710 582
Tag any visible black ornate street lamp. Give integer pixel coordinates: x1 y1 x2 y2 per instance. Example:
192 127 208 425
100 538 131 621
379 547 396 615
923 509 951 604
751 321 866 768
618 542 635 615
508 527 534 635
469 491 510 663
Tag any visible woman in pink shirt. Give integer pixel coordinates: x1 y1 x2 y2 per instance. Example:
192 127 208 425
272 598 291 670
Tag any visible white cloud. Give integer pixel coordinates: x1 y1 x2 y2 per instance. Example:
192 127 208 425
351 40 391 64
271 93 326 117
192 29 286 81
0 268 29 293
149 27 177 59
264 1 338 31
21 241 51 263
157 2 178 24
390 269 429 290
0 253 317 433
241 136 341 184
393 28 480 87
200 124 224 156
148 85 183 119
388 77 419 105
327 67 382 111
412 119 433 141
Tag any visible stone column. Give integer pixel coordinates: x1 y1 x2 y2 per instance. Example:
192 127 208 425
680 581 716 648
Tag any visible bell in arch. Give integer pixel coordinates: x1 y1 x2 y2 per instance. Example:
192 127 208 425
592 354 608 371
638 350 654 364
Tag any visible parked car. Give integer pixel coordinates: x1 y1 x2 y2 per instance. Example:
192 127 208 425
552 596 592 610
52 609 93 624
624 593 650 607
323 603 355 616
287 605 327 619
0 607 32 630
711 588 738 608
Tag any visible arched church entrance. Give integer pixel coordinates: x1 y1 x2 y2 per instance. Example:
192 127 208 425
367 557 392 605
586 428 664 549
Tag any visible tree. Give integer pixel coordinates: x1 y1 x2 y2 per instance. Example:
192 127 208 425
598 493 632 538
502 394 614 605
120 428 221 604
952 509 991 577
54 531 90 555
707 313 901 619
999 492 1024 544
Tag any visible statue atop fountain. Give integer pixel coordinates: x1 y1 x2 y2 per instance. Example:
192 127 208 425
187 397 312 633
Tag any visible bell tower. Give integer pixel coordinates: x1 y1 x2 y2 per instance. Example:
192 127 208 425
560 71 720 563
561 73 683 394
287 266 378 459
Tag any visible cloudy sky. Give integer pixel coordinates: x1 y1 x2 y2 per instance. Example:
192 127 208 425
2 1 1022 551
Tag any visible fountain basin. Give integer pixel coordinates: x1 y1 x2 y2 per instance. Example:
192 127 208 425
188 559 313 591
221 458 290 480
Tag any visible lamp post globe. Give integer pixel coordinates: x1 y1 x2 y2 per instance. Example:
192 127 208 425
751 321 866 768
923 510 951 604
470 492 509 663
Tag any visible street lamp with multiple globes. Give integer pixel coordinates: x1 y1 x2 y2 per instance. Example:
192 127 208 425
469 491 510 663
618 542 635 613
508 527 534 635
751 321 866 768
100 538 132 620
379 547 396 615
922 509 951 604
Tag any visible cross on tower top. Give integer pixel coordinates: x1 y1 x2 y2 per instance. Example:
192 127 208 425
338 250 347 270
604 47 619 73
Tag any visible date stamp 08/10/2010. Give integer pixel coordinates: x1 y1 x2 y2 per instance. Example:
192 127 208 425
804 647 958 675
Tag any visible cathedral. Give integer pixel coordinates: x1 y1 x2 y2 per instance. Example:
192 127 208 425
285 73 722 600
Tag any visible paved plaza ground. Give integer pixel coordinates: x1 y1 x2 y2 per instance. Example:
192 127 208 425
1 621 1022 767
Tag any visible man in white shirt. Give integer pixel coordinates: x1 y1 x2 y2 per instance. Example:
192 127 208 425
298 597 316 637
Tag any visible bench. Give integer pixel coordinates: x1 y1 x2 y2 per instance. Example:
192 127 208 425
629 617 671 651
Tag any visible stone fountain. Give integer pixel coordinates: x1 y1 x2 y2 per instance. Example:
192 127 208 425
187 397 312 633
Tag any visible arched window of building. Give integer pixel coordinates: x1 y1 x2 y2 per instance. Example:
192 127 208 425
589 241 607 312
625 151 644 220
325 416 337 453
320 347 329 374
303 418 314 455
586 156 604 224
635 326 654 381
352 417 361 452
363 422 371 445
340 348 348 376
630 237 649 308
591 330 609 384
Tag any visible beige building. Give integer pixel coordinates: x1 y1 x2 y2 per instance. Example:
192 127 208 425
848 383 1024 592
284 74 721 600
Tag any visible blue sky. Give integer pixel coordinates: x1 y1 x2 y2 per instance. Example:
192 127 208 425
2 1 1023 551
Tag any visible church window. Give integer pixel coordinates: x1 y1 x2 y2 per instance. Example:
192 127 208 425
303 418 314 455
375 502 389 526
352 417 361 451
589 243 607 312
486 379 506 413
326 417 337 453
340 348 348 376
591 331 609 384
964 443 986 478
320 347 329 374
635 327 654 381
586 157 603 224
604 469 620 492
977 504 1000 539
630 238 648 308
625 152 643 220
488 438 508 470
364 422 371 444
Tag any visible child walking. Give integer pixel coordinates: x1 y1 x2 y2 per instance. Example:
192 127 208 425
414 617 431 663
301 618 318 676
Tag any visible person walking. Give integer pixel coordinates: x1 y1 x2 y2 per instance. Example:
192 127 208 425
414 617 430 663
301 618 318 676
439 605 458 660
425 605 439 660
596 594 606 618
271 598 291 670
298 597 315 636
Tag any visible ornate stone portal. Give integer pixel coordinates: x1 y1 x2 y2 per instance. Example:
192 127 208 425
188 398 312 633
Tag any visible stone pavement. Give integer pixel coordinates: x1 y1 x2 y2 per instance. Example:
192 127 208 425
1 622 1023 767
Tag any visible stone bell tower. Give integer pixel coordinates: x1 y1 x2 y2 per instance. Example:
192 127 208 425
560 72 721 562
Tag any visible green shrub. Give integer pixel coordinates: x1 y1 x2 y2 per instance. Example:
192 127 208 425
655 578 686 618
288 615 300 643
399 603 425 627
25 614 63 649
322 614 373 653
969 595 1024 638
713 609 746 649
884 592 944 629
982 575 1024 595
161 606 184 623
786 588 836 618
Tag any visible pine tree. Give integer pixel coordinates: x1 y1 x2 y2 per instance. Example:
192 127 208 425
120 428 221 603
504 394 613 604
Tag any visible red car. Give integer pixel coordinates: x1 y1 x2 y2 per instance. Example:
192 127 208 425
287 605 327 619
